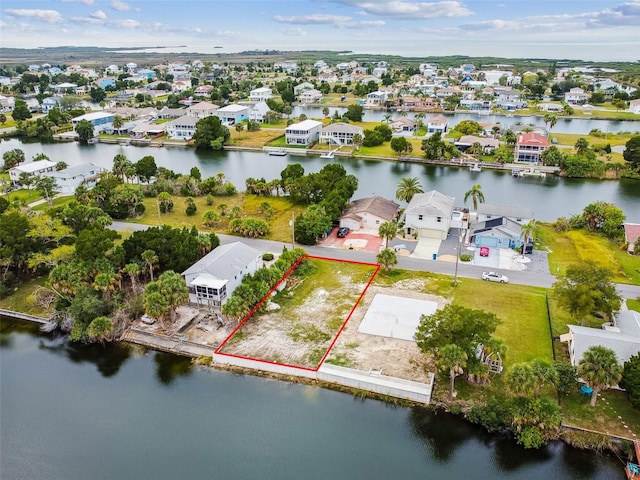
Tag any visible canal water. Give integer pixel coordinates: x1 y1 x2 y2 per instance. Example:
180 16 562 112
2 139 639 222
0 318 624 480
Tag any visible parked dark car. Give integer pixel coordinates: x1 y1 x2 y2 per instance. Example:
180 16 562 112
337 227 350 238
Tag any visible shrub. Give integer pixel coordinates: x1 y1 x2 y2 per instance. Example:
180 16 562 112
262 253 274 261
185 203 197 216
459 253 472 262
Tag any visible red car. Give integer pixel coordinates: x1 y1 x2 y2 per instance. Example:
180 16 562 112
479 246 490 257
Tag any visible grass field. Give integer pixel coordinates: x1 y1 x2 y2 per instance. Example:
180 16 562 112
373 269 552 365
536 223 640 284
0 277 52 317
133 192 306 242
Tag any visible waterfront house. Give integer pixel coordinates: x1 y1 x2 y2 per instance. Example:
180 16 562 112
182 242 261 311
319 122 363 146
193 85 214 97
285 119 323 145
629 99 640 115
95 77 116 89
41 96 62 114
402 190 454 240
293 82 315 97
9 160 57 186
186 101 219 119
514 132 549 163
166 115 198 140
426 115 448 134
43 163 105 194
455 135 499 154
72 111 115 134
624 223 640 253
248 101 271 123
339 196 400 234
365 91 388 107
249 87 273 102
562 310 640 367
215 104 250 125
564 87 588 105
299 89 323 104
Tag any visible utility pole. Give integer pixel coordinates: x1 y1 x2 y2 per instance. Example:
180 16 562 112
453 228 466 286
289 212 295 248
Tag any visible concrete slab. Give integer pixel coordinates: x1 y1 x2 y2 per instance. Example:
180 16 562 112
357 294 438 341
411 238 442 260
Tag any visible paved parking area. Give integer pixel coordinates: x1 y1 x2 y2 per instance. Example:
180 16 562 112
320 228 384 253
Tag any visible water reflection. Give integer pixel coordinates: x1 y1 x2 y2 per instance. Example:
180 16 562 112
153 351 194 385
492 435 553 471
408 407 472 461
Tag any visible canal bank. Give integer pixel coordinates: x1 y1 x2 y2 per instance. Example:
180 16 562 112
0 316 627 480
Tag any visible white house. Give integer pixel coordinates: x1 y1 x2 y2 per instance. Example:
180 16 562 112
389 117 417 133
285 119 323 145
319 122 363 146
43 163 105 194
249 87 272 102
366 91 388 107
294 82 315 96
402 190 455 240
339 196 400 234
515 132 549 163
564 87 589 104
182 242 261 310
248 101 271 123
166 115 198 139
215 104 250 125
9 160 57 186
563 310 640 367
41 96 62 114
454 135 499 154
427 115 448 134
72 111 115 133
629 99 640 115
186 101 219 119
299 89 323 104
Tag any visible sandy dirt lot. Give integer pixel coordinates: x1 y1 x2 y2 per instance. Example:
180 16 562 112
218 264 376 368
326 280 449 383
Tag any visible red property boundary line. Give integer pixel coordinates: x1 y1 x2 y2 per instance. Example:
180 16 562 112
214 254 380 373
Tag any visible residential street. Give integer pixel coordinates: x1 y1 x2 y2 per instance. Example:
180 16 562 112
110 221 640 300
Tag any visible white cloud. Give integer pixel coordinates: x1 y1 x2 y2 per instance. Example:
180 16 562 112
116 18 140 28
279 27 308 36
90 10 107 20
109 0 137 12
273 13 384 28
4 9 63 23
61 0 95 5
333 0 472 19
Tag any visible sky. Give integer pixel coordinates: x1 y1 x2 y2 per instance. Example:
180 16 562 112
2 0 640 62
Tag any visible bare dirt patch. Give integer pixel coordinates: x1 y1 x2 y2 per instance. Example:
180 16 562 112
218 258 378 368
326 284 450 383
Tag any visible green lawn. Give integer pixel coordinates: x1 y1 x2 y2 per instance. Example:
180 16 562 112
1 188 44 205
552 132 633 148
536 223 640 284
133 193 306 243
373 269 552 365
0 277 52 317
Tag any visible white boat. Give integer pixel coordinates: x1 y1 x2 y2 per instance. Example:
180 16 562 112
320 151 335 159
469 163 481 172
268 148 287 156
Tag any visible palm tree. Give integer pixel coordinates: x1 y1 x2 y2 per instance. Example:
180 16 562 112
352 133 363 150
123 262 142 292
395 177 423 203
322 107 329 118
575 138 589 155
520 220 535 256
578 345 623 407
112 115 124 132
378 221 397 248
141 249 158 282
437 344 468 401
464 184 485 210
531 359 557 398
382 113 392 124
543 113 557 134
467 142 483 157
506 362 536 396
376 248 397 270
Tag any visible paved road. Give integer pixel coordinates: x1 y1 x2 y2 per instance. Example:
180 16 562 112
110 221 640 300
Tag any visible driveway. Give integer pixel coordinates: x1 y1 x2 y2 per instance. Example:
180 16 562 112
411 238 442 260
473 246 500 269
320 228 383 253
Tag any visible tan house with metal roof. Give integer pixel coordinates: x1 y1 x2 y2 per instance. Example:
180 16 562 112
403 190 455 239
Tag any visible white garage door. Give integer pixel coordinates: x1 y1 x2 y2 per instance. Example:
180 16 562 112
420 228 444 240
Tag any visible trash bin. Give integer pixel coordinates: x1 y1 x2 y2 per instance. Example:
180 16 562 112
432 253 437 260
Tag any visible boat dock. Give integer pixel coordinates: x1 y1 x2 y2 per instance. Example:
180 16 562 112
626 440 640 479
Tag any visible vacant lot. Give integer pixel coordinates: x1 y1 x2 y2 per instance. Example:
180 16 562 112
218 257 378 368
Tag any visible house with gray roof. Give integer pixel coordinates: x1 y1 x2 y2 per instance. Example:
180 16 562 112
43 163 105 194
182 242 261 311
470 203 535 250
166 115 198 139
563 310 640 367
248 101 271 123
339 196 400 234
476 204 533 225
403 190 455 239
9 160 57 186
319 122 363 145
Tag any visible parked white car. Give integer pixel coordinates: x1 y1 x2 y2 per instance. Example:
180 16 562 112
482 271 509 283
